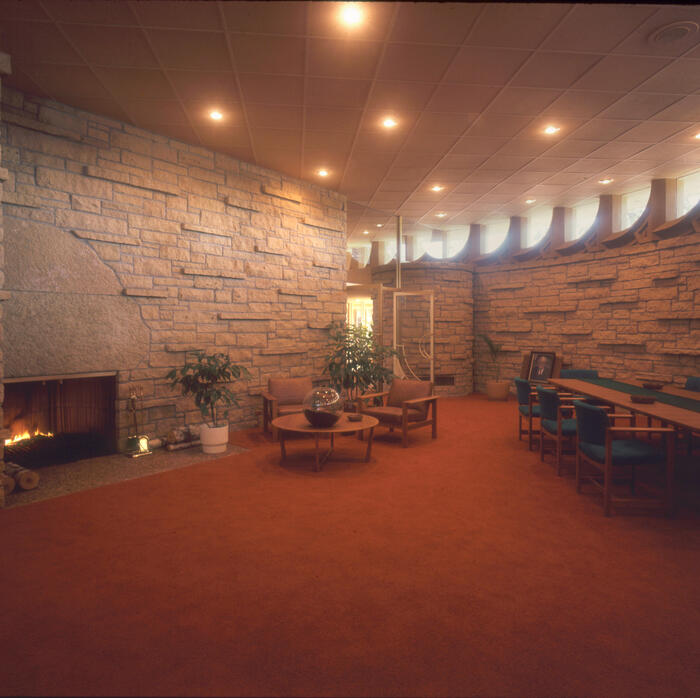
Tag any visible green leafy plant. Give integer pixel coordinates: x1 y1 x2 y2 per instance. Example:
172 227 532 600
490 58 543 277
479 334 504 381
166 351 250 427
324 322 396 402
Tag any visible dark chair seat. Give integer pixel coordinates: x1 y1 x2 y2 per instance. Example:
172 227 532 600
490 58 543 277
542 417 577 437
579 439 666 466
518 403 540 418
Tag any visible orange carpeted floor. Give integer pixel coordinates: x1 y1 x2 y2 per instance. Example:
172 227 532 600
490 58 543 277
2 395 699 697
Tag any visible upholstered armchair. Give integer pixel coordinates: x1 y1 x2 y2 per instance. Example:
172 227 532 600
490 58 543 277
515 378 539 451
573 400 675 517
262 376 313 438
536 387 579 475
357 378 437 448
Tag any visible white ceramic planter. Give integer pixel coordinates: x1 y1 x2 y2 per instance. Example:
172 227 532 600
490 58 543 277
200 422 229 454
485 380 510 401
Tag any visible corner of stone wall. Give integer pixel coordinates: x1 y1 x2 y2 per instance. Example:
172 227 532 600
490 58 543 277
0 51 12 506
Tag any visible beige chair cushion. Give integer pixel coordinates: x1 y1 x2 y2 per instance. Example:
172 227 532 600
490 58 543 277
268 376 313 405
387 379 432 419
278 403 304 416
361 406 425 425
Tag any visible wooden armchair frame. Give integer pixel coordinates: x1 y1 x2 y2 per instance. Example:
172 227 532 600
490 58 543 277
576 419 675 517
357 390 438 448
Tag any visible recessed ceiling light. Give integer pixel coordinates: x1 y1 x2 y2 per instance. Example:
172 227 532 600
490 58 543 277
430 185 444 192
649 21 698 45
317 169 329 177
340 3 362 26
436 212 447 218
598 178 614 185
362 230 369 235
543 125 560 135
525 198 536 204
376 224 383 227
382 117 398 129
209 110 223 121
694 132 700 140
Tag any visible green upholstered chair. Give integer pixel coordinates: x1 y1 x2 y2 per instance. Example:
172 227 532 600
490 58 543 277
573 400 675 517
536 387 578 475
560 369 598 379
684 376 700 392
515 378 539 451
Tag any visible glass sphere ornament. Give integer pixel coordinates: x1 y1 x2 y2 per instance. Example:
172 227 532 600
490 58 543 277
303 387 344 427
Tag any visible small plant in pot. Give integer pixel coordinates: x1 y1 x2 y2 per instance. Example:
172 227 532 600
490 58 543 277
324 322 396 407
479 334 510 401
166 351 250 454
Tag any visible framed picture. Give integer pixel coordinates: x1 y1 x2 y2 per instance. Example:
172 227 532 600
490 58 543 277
527 351 556 383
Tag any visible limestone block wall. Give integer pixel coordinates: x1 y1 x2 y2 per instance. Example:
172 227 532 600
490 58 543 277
473 231 700 390
371 262 474 395
0 88 346 446
0 54 9 506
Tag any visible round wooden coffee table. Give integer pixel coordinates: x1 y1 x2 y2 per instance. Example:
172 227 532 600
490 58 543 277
271 412 379 472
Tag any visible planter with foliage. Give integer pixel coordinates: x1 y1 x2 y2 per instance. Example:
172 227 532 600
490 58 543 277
479 334 510 400
324 322 396 406
166 351 250 454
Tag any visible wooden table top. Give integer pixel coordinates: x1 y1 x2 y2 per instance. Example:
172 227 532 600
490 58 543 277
549 378 700 432
272 412 379 435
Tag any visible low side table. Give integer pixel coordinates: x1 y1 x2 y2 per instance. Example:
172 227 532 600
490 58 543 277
271 412 379 472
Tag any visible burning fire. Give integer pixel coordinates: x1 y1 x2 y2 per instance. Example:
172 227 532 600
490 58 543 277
5 428 54 446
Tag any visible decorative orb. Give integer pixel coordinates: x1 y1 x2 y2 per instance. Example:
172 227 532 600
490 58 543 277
303 387 344 428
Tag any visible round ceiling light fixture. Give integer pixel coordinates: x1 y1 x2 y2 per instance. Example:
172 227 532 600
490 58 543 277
598 178 614 185
382 116 398 129
543 125 560 135
362 230 369 235
317 168 329 177
436 212 447 218
430 184 445 192
525 198 536 204
648 21 698 45
209 110 223 121
340 3 363 26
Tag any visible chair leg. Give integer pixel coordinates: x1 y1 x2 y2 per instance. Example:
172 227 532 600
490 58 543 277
518 413 522 441
575 448 582 492
603 458 612 516
556 436 562 476
540 430 545 462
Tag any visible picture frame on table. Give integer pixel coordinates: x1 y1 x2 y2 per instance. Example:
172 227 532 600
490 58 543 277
527 351 556 383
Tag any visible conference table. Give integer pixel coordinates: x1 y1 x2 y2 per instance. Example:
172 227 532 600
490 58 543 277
548 377 700 433
548 377 700 515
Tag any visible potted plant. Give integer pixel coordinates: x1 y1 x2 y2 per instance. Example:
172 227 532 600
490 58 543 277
324 322 396 406
166 351 250 454
479 334 510 400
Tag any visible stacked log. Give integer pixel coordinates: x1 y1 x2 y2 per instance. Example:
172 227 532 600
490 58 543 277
3 462 40 490
1 472 15 496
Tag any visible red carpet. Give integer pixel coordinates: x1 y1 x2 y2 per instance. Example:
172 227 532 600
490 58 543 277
2 395 699 697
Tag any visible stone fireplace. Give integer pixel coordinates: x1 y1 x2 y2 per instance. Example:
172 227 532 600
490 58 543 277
3 373 117 468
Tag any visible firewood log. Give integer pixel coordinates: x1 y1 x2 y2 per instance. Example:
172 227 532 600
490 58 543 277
165 440 201 451
4 462 40 491
1 472 15 495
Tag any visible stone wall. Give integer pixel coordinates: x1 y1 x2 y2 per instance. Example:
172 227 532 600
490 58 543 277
0 88 346 447
371 262 474 396
473 230 700 390
0 54 10 506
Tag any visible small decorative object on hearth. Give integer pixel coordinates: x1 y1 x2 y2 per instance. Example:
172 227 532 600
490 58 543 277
303 387 343 428
126 387 151 458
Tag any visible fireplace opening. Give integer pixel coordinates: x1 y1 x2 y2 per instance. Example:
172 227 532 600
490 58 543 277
3 374 117 468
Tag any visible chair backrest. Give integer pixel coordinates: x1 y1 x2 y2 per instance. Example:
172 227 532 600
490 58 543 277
536 387 560 421
574 400 608 446
684 376 700 392
387 379 432 418
514 378 532 406
560 369 599 380
268 376 313 405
